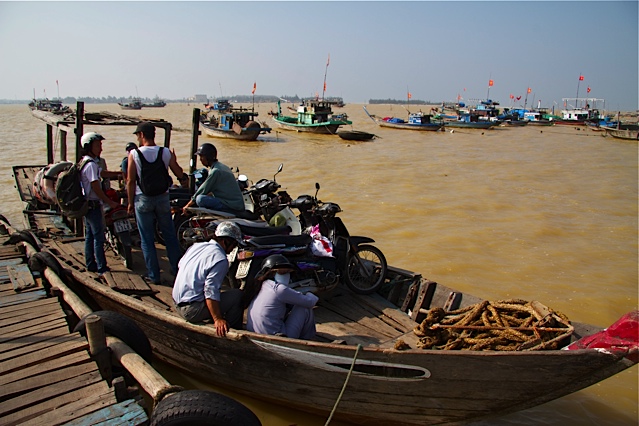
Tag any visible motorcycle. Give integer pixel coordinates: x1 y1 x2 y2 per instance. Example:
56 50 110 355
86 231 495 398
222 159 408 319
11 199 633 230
175 164 300 250
227 232 339 307
104 203 138 269
289 183 388 295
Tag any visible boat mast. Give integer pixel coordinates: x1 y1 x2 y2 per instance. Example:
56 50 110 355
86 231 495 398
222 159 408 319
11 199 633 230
576 73 583 108
321 53 329 101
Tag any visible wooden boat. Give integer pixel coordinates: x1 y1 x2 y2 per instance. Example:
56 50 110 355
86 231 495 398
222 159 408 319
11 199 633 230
199 106 271 141
443 114 496 129
555 98 605 126
363 106 442 131
13 105 638 426
28 98 71 114
142 98 166 108
271 99 351 134
118 98 143 110
602 124 639 141
336 130 377 141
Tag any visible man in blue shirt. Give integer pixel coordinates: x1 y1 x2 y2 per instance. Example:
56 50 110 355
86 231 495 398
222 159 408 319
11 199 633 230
172 221 243 337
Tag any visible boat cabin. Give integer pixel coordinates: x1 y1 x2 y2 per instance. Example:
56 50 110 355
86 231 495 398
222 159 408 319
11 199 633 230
408 112 434 125
297 100 336 124
217 108 260 130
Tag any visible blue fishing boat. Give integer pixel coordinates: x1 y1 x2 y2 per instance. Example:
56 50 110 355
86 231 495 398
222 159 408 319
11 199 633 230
363 106 442 131
200 106 270 141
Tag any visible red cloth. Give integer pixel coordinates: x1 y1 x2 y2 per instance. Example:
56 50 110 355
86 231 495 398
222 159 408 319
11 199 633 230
566 311 639 363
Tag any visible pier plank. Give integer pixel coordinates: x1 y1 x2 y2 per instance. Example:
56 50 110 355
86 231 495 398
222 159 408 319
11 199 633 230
0 380 112 425
0 370 104 417
8 263 36 291
0 346 92 385
0 361 98 400
0 317 67 343
24 388 118 426
0 325 70 359
0 334 89 374
103 271 153 294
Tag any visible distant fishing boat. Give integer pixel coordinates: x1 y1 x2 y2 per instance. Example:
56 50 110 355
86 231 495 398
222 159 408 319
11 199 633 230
363 106 442 131
271 99 351 134
118 98 143 110
200 106 271 141
142 97 166 108
28 98 70 114
602 123 639 141
444 114 496 129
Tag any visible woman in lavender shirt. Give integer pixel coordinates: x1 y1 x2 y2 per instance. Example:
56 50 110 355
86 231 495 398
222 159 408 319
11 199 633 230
246 255 319 339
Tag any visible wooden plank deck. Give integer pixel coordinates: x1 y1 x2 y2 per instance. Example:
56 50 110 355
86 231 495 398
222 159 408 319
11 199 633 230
0 236 147 425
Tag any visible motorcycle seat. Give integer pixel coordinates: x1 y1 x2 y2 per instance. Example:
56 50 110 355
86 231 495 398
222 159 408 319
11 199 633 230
247 234 312 248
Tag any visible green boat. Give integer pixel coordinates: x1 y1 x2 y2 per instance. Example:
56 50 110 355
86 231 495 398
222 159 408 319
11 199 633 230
271 99 351 134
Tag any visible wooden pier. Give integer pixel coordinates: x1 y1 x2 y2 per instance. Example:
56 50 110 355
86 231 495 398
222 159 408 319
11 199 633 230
0 237 148 426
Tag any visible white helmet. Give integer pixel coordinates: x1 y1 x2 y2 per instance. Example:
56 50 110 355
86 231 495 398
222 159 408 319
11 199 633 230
81 132 105 149
214 221 242 243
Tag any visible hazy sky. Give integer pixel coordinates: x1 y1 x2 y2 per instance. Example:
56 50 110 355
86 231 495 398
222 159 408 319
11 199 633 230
1 1 637 110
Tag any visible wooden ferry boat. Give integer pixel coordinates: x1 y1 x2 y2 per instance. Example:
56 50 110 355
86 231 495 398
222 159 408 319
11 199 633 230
11 103 638 426
200 106 271 141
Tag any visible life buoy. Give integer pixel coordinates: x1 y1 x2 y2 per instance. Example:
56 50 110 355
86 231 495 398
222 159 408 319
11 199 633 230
33 161 73 204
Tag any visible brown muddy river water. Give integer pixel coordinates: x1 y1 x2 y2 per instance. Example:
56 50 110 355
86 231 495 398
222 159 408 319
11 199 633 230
0 103 636 425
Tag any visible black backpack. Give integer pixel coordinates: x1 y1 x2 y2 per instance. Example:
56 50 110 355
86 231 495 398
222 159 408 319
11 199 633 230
135 147 171 196
55 158 92 219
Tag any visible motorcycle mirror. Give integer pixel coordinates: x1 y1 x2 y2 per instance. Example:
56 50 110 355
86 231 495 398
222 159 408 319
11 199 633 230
314 182 320 199
274 163 283 181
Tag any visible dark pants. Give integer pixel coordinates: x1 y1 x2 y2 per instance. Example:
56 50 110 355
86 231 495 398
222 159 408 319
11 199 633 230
176 288 243 329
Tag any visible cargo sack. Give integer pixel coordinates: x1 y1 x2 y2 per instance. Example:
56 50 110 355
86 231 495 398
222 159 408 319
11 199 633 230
135 147 171 196
55 158 92 219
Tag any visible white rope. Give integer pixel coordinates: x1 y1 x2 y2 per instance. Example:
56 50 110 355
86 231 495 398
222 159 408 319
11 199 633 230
324 343 362 425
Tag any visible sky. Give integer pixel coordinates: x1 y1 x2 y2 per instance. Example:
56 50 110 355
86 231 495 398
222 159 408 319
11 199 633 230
0 1 637 111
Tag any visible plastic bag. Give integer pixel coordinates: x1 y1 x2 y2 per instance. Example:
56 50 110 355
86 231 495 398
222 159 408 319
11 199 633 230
310 224 334 257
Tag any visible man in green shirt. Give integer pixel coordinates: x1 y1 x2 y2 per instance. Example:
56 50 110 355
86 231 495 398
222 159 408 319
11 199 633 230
183 143 245 213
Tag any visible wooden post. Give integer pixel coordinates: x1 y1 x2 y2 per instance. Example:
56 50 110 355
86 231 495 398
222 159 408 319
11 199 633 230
60 130 67 161
112 376 128 403
410 280 437 322
189 108 201 191
85 315 113 383
46 124 54 164
75 101 84 236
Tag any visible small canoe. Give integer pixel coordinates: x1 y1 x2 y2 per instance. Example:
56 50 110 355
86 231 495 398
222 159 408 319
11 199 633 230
337 130 377 141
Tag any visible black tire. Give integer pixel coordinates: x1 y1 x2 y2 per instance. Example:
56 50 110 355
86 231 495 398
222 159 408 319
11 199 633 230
344 244 387 295
73 310 152 362
176 218 198 251
151 390 261 426
122 244 133 269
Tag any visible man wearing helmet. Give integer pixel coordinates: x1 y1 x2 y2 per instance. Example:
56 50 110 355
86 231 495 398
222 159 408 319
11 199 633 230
80 132 121 275
172 221 244 337
182 143 244 214
246 254 319 340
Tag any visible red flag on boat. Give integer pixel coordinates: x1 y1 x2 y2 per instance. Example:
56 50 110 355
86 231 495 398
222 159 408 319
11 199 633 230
527 87 532 94
408 92 412 99
579 75 584 81
252 82 256 94
510 94 514 99
587 86 591 93
488 79 494 87
323 82 327 92
516 96 521 101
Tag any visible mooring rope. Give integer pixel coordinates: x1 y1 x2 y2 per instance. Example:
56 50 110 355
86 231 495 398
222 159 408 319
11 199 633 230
325 344 362 426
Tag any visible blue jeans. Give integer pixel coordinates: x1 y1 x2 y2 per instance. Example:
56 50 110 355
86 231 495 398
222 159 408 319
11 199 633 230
195 194 239 213
134 193 182 283
85 204 108 273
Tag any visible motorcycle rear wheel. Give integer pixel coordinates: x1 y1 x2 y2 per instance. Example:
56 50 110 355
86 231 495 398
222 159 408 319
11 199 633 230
344 244 387 295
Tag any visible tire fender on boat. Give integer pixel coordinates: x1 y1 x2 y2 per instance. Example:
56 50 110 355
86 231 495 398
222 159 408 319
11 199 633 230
73 310 153 362
34 161 73 204
150 390 262 426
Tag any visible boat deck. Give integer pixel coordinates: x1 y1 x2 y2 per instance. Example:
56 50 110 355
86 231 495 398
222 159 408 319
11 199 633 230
42 234 423 348
0 238 147 425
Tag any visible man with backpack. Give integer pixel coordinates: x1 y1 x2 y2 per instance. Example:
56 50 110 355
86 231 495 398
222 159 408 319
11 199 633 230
79 132 120 275
126 122 188 284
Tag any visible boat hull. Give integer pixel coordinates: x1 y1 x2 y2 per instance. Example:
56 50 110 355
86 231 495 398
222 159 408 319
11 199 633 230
201 123 264 141
444 121 495 129
272 117 343 134
57 264 635 426
603 126 639 141
337 130 376 141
